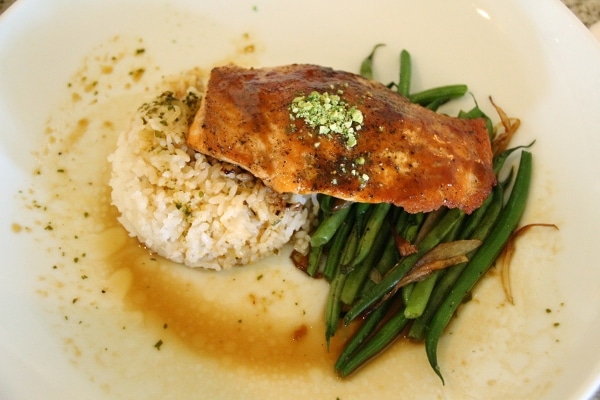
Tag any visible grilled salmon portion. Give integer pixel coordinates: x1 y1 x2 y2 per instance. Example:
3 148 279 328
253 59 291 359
187 64 495 214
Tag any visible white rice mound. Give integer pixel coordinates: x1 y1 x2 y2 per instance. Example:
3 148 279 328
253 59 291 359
109 80 315 270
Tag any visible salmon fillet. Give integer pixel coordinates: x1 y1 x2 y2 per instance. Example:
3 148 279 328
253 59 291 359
187 64 495 214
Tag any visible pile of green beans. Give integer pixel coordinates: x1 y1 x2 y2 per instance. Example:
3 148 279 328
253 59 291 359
304 46 532 381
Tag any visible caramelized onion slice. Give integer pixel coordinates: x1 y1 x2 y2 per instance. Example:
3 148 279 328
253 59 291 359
391 228 418 257
500 223 559 304
381 239 482 303
490 97 521 156
397 240 482 286
291 249 309 273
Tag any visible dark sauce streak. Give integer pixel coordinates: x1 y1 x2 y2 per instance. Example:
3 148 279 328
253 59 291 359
106 236 356 374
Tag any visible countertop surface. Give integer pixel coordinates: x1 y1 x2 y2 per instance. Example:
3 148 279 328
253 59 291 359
0 0 599 399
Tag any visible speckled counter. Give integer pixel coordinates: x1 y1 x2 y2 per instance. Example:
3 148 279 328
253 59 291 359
563 0 600 26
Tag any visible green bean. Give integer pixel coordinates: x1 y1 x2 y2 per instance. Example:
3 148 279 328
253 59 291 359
375 238 400 275
359 210 417 294
334 297 392 372
408 84 468 106
324 213 365 340
404 271 440 319
325 271 347 344
306 243 323 277
400 212 425 247
446 213 465 239
340 213 393 305
398 49 412 97
456 188 494 240
323 211 356 280
310 205 352 247
425 151 532 383
459 105 494 139
317 194 334 214
392 207 411 232
458 104 487 120
353 202 373 234
408 182 505 340
376 239 402 275
343 208 465 325
415 207 446 244
401 282 414 305
470 186 506 243
425 98 450 111
336 302 409 377
361 238 400 292
386 204 405 230
340 223 360 268
493 141 535 175
403 208 464 319
307 198 354 276
360 43 385 79
351 202 391 268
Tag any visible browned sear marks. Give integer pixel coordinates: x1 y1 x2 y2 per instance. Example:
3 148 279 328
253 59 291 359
188 64 495 213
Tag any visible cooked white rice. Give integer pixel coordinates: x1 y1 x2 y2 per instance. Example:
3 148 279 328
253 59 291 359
108 80 314 270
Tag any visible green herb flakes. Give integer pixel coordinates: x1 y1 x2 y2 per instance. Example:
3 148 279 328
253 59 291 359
289 91 363 148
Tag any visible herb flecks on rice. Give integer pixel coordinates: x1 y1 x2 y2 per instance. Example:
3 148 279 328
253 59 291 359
109 79 314 270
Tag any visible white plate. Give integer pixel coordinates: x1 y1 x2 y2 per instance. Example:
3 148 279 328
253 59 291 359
2 0 600 399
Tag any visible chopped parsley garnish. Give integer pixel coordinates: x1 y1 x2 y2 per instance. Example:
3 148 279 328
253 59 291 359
289 91 363 148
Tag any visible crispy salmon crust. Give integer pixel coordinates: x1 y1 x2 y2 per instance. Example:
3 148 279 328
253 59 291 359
187 64 495 214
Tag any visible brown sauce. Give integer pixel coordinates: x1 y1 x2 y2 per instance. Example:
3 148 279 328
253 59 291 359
104 222 355 374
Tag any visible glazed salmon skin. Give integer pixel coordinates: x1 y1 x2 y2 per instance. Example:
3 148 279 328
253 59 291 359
187 64 495 214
